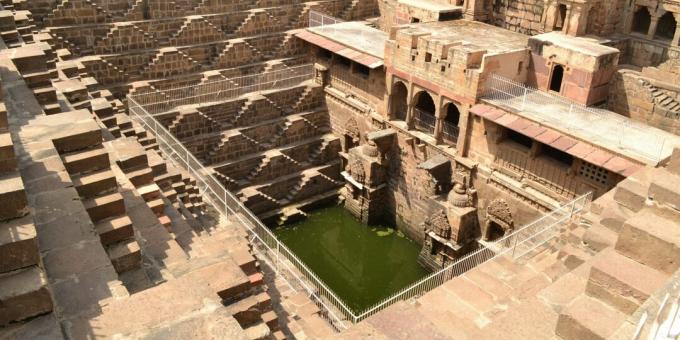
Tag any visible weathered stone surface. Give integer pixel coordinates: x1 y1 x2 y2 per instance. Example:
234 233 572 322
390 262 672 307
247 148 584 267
0 172 28 221
0 215 39 273
0 266 53 326
615 208 680 274
555 295 626 340
586 248 667 315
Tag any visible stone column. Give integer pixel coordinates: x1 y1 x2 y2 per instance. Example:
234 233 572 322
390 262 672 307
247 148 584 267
673 13 680 46
433 101 443 144
405 103 415 130
648 14 661 39
455 107 470 157
573 4 590 36
563 4 573 33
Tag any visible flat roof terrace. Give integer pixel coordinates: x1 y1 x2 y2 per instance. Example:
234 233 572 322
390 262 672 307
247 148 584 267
398 20 530 55
397 0 463 13
308 21 388 59
482 76 680 166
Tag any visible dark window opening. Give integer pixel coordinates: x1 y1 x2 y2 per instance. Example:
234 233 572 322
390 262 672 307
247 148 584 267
555 4 568 31
542 144 574 166
445 104 460 126
550 64 564 93
353 63 370 78
336 55 351 68
655 12 677 40
391 82 408 121
425 53 432 62
632 7 651 34
415 92 436 115
414 92 436 133
412 18 420 23
506 129 533 149
517 61 524 75
486 221 505 241
439 12 461 21
317 48 333 61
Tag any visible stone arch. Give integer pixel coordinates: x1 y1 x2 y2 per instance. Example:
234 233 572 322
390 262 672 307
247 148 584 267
412 90 437 133
656 11 677 40
484 199 514 241
632 7 652 34
441 101 462 145
390 80 409 121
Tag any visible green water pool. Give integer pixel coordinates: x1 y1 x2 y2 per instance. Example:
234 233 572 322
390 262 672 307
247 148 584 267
273 205 430 313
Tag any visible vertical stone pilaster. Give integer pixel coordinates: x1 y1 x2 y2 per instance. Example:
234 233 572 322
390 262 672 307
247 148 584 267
406 103 415 130
673 13 680 46
648 15 660 39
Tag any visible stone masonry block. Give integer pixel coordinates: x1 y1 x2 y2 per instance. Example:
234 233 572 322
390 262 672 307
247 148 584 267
586 249 667 315
615 208 680 275
0 215 39 273
0 266 53 326
555 295 626 340
613 177 647 212
0 173 28 221
648 169 680 210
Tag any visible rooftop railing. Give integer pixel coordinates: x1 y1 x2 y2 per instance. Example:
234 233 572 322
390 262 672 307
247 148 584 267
482 74 672 164
309 10 344 27
131 64 315 115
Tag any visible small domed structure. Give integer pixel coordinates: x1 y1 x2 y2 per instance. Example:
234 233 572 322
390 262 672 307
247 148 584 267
447 183 469 208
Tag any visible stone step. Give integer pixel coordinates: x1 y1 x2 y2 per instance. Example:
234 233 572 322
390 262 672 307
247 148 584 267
648 169 680 210
127 167 154 187
555 295 626 340
0 172 28 221
106 239 141 274
84 192 125 223
587 248 668 315
137 183 161 201
243 322 270 340
95 215 133 246
262 310 278 331
61 146 109 175
230 248 258 276
615 208 680 275
146 198 165 216
146 150 167 176
73 168 117 198
0 132 17 172
0 266 53 326
226 291 272 328
0 215 38 273
155 169 182 188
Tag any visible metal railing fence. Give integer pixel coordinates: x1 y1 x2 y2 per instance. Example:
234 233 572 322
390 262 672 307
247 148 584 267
131 64 315 115
353 192 592 323
482 74 668 164
413 108 436 134
309 10 344 27
128 96 355 330
127 67 592 328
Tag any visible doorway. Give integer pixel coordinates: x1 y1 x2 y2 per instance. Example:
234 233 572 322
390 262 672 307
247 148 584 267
549 64 565 93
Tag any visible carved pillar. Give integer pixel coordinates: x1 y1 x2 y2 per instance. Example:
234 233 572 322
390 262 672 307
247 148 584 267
544 1 559 32
623 5 636 33
673 13 680 46
433 103 443 144
574 4 590 36
405 103 415 130
434 118 444 144
648 15 661 39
